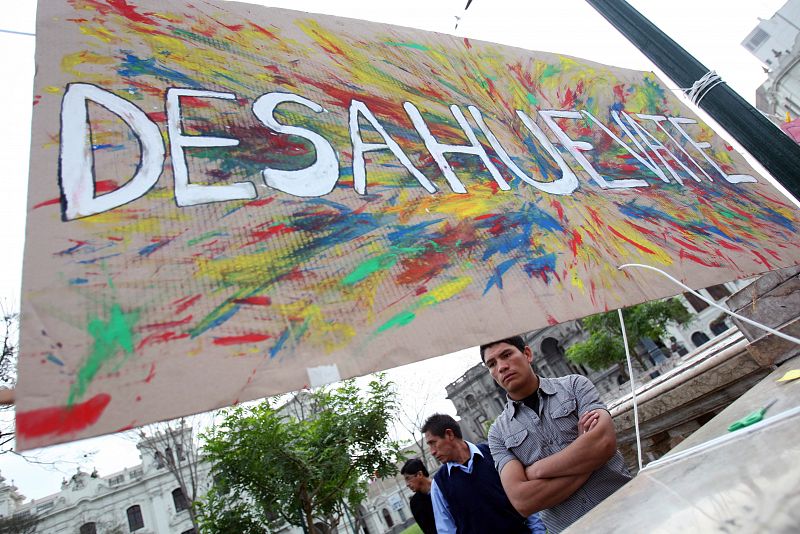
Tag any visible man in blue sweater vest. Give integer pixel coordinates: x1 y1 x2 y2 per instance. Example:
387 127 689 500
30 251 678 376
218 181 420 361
421 414 546 534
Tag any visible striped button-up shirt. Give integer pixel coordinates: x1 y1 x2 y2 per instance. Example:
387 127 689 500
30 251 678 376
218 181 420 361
488 375 631 533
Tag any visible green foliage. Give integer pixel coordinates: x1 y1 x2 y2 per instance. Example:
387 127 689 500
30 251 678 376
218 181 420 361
198 374 402 534
0 513 38 534
566 298 691 370
400 524 424 534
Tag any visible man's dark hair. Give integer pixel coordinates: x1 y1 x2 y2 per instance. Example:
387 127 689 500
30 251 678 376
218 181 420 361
479 335 527 362
421 413 462 439
400 458 429 477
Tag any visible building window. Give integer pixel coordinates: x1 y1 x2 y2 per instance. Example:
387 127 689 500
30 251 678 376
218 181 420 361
744 28 769 51
691 331 711 348
80 523 97 534
36 501 55 513
172 487 188 512
706 284 731 300
108 474 125 487
710 320 729 336
382 508 394 527
683 292 709 312
127 505 145 532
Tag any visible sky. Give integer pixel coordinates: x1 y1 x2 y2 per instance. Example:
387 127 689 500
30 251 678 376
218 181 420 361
0 0 790 502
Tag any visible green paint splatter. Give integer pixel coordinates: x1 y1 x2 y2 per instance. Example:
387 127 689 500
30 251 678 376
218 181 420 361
188 231 225 246
384 41 429 51
342 254 398 286
540 64 560 80
68 304 139 406
526 93 538 105
377 311 416 333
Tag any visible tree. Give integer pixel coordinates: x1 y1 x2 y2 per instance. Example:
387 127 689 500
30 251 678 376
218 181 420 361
134 419 203 532
566 298 691 371
0 303 19 452
198 375 402 534
0 513 39 534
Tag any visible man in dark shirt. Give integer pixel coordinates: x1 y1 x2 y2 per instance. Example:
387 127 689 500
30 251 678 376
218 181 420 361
401 458 437 534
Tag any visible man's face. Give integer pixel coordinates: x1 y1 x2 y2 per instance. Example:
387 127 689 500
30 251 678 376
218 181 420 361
403 472 424 492
424 429 458 464
483 342 535 397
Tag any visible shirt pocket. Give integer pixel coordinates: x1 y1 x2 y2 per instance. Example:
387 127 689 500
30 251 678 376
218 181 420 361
503 428 533 459
551 399 578 442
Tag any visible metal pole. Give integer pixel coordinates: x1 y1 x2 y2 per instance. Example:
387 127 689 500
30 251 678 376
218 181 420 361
585 0 800 202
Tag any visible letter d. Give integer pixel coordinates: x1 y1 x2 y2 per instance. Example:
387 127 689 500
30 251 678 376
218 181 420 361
59 83 165 220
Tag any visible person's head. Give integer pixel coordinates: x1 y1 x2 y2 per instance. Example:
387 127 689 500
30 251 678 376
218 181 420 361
480 335 537 400
421 414 463 464
400 458 430 492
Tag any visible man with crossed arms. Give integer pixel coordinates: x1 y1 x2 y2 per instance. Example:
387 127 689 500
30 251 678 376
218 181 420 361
482 335 631 533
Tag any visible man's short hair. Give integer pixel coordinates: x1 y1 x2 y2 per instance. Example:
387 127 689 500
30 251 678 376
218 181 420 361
400 458 429 477
421 413 462 439
479 335 527 362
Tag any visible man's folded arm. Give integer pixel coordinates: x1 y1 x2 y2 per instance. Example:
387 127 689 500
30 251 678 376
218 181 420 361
498 458 591 516
525 410 617 480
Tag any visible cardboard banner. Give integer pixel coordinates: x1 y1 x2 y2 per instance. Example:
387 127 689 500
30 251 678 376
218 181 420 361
18 0 800 449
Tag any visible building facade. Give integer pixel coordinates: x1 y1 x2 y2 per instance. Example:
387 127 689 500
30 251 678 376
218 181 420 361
0 431 205 534
744 0 800 122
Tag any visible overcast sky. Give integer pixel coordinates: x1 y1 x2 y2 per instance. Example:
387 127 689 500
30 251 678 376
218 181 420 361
0 0 788 501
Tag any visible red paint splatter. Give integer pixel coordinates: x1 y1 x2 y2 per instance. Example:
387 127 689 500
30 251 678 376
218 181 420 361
751 250 773 269
233 296 272 306
242 223 294 247
147 111 167 122
608 226 657 255
397 252 450 285
463 38 472 49
172 294 201 315
550 199 565 222
415 286 428 296
247 197 275 207
144 362 156 383
213 333 271 346
625 220 659 237
136 331 190 351
95 180 119 194
679 250 721 267
568 230 582 256
17 394 111 439
249 22 279 40
672 237 705 254
33 198 60 210
135 395 142 402
141 315 192 330
546 314 559 326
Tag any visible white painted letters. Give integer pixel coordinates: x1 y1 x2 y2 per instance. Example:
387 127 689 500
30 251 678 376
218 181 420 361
252 92 340 197
349 99 435 194
539 110 647 189
60 83 165 220
167 88 255 206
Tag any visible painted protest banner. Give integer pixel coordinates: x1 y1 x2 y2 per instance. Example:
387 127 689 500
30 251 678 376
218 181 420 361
17 0 800 449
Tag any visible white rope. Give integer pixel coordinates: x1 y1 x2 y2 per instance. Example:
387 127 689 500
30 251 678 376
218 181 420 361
617 308 644 472
680 71 724 107
618 263 800 346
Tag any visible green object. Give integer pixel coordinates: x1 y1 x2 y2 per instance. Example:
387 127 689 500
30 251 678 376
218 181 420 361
728 399 778 432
